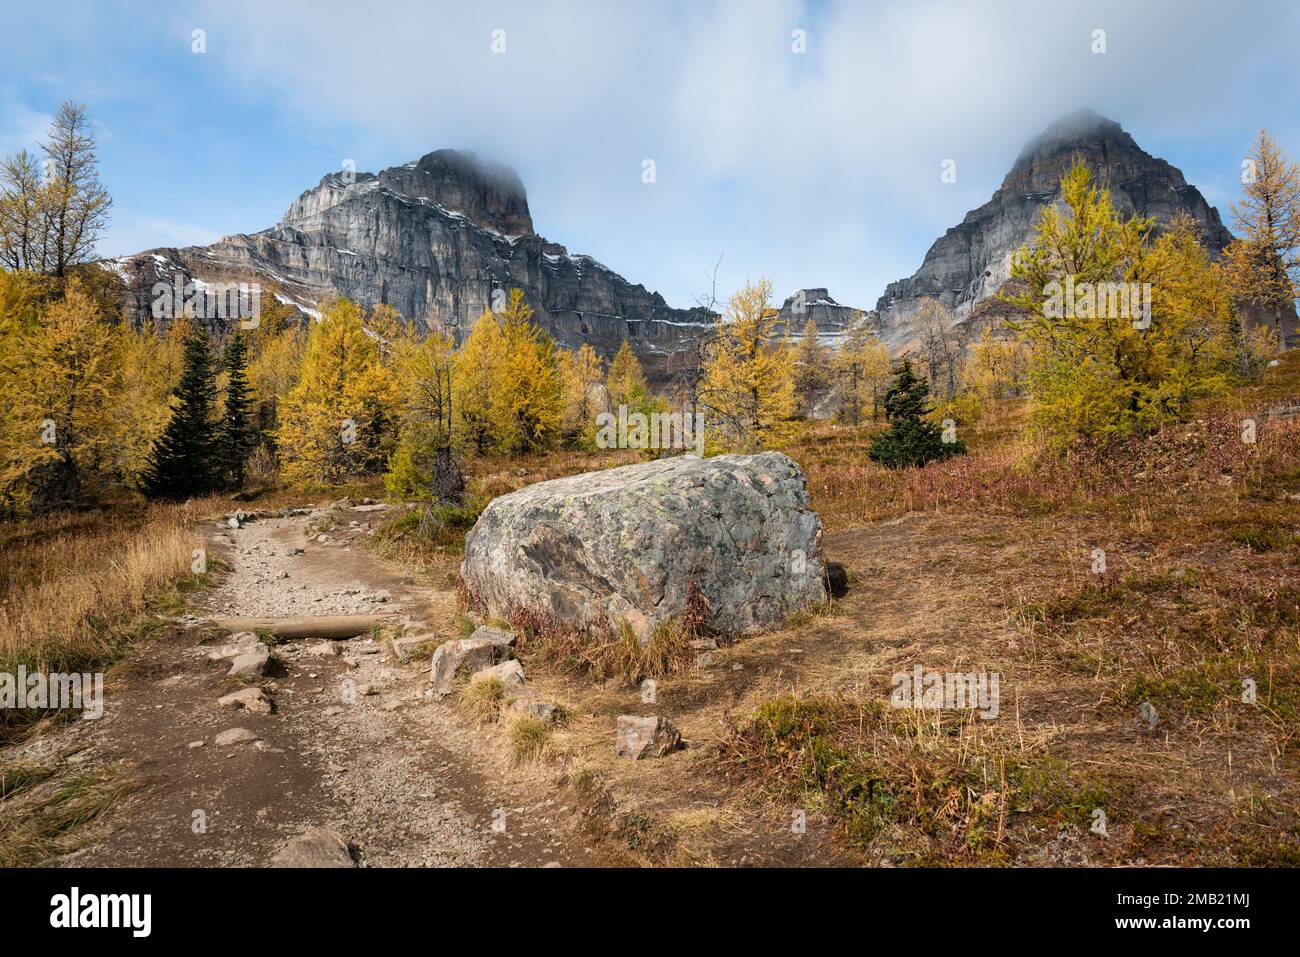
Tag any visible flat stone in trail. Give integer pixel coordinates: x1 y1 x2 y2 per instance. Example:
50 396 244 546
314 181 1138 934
204 632 264 661
429 629 516 698
228 646 271 678
270 826 356 867
390 634 435 662
218 687 274 714
215 727 261 746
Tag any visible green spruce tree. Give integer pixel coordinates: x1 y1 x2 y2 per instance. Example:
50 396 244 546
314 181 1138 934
143 324 219 499
867 359 966 469
218 332 255 489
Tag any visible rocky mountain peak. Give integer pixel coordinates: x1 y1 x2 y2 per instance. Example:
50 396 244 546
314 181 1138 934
873 110 1236 349
281 149 534 238
106 146 707 386
1012 108 1124 162
377 149 533 236
776 288 857 340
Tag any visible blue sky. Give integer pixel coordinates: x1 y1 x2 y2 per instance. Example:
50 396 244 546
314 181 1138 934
3 0 1298 311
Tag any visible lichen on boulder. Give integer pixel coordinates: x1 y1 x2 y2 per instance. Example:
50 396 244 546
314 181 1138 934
459 451 825 639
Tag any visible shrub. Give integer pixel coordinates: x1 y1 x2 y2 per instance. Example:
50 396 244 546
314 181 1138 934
868 360 966 469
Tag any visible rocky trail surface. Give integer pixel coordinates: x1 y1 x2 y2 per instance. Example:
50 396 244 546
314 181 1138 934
22 502 598 867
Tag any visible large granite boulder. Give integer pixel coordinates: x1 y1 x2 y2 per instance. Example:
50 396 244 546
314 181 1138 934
459 452 825 639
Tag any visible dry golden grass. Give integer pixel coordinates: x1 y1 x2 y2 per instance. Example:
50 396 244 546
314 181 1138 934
0 759 134 867
716 691 1110 864
0 507 203 673
459 675 506 724
0 499 213 740
475 600 701 688
471 353 1300 866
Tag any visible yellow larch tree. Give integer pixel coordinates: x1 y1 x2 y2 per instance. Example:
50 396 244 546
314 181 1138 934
247 294 297 354
559 342 605 448
453 307 508 455
606 340 649 411
699 278 797 452
0 279 120 511
835 310 892 425
914 297 965 401
248 322 307 450
1005 164 1239 445
366 302 417 364
1224 129 1300 346
275 298 396 487
113 319 184 489
963 326 1029 402
793 318 830 413
492 288 563 455
386 328 462 501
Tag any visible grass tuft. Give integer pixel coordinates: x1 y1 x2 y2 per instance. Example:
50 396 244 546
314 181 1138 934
459 675 506 724
496 585 709 686
508 717 552 765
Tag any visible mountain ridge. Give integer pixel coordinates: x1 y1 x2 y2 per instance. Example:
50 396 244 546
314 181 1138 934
106 148 712 385
106 110 1289 380
871 109 1241 348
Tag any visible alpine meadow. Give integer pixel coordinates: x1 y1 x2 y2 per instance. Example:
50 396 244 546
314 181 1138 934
0 0 1297 937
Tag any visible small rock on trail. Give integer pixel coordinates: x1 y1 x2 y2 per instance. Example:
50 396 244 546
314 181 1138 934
218 687 274 714
215 727 261 746
616 715 681 760
270 826 356 867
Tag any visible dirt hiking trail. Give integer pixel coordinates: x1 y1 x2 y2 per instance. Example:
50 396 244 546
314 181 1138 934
25 502 599 867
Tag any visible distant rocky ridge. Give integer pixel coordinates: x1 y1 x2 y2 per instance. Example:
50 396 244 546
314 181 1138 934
872 109 1249 349
776 288 857 342
713 112 1274 356
105 149 712 385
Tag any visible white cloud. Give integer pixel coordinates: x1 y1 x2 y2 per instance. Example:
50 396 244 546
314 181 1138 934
183 0 1300 309
0 97 53 155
